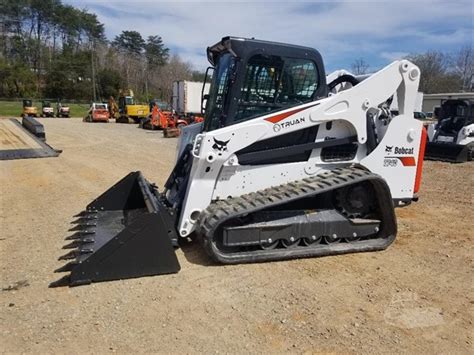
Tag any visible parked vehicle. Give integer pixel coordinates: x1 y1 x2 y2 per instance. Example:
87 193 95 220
172 80 209 122
426 99 473 162
41 100 54 117
83 103 110 123
52 36 426 287
21 99 38 118
140 101 187 132
116 89 149 123
56 101 70 118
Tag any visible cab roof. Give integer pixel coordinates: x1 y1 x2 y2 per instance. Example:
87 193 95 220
206 36 322 66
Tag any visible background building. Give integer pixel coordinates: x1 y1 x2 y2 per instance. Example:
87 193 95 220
422 92 474 114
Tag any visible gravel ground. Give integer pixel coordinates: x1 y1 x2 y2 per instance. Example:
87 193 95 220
1 117 472 353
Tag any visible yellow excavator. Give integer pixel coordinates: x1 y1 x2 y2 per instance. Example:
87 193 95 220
21 99 38 118
116 89 149 123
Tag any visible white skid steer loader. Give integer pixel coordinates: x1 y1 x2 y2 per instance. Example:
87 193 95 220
51 37 427 287
425 98 473 162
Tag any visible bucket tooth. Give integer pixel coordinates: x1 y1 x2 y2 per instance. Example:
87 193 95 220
49 275 71 288
58 250 78 260
65 230 95 240
69 223 96 232
73 211 86 217
71 216 98 224
65 233 82 240
59 247 91 259
62 237 94 249
73 210 98 218
74 210 92 217
55 261 79 273
63 241 81 249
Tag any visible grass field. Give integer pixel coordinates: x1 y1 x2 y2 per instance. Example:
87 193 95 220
0 100 90 118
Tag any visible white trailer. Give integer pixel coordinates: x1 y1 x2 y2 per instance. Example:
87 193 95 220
172 81 210 115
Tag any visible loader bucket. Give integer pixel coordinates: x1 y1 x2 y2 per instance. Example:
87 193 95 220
425 142 472 163
50 172 180 287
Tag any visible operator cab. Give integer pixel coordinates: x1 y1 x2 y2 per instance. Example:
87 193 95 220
118 96 135 114
94 103 107 110
202 36 327 131
437 99 474 131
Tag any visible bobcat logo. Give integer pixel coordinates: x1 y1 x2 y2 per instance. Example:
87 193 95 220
385 145 393 153
212 137 230 152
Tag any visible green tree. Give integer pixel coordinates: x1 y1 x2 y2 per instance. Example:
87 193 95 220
80 10 106 42
191 70 206 82
97 68 123 98
0 0 201 101
45 50 94 99
112 31 145 56
0 58 37 97
145 35 169 68
406 51 462 93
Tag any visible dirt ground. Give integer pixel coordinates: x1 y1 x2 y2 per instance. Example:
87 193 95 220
1 117 472 353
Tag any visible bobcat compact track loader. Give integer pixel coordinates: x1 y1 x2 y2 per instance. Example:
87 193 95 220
51 37 427 287
425 99 473 162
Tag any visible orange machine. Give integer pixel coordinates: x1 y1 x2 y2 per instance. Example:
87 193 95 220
83 103 110 123
187 114 204 123
141 104 187 131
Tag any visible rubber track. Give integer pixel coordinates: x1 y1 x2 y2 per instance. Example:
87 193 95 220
197 166 397 264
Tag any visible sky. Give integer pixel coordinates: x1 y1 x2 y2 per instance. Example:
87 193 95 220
65 0 473 72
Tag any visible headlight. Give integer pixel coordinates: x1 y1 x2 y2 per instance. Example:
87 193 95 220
193 134 204 157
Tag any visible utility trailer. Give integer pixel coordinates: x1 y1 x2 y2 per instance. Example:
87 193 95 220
0 117 61 160
172 80 210 119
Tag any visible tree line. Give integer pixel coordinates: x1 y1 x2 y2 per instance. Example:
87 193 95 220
0 0 204 102
351 47 473 94
1 1 471 102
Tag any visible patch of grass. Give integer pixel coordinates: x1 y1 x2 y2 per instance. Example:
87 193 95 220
0 101 23 117
0 100 90 118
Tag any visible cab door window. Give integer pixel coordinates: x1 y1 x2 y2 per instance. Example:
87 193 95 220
234 54 319 122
